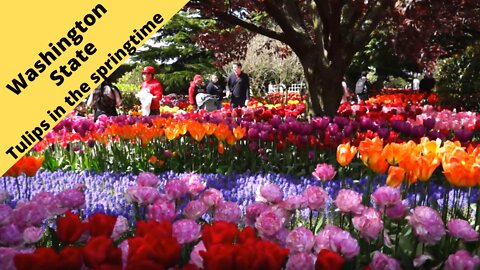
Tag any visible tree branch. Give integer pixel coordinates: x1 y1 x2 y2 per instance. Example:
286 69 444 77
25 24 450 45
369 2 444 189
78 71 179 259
345 1 393 61
212 10 288 43
315 0 333 47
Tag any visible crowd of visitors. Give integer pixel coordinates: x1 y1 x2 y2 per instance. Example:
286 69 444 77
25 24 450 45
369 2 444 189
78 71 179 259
76 65 436 119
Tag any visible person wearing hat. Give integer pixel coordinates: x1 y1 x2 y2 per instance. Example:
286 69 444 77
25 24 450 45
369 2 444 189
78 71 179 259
140 66 163 116
188 74 206 110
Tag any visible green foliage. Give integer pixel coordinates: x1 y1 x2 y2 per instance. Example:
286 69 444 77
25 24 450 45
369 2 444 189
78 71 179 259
347 30 418 89
114 66 144 113
237 35 304 96
131 11 222 95
436 42 480 111
383 76 408 88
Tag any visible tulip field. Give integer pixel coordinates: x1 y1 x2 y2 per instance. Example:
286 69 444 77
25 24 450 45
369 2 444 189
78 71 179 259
1 90 479 269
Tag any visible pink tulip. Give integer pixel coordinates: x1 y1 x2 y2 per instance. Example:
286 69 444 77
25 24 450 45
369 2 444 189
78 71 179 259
352 207 383 241
286 227 315 253
259 183 283 203
407 206 445 245
286 253 315 270
371 186 401 208
245 202 269 226
200 188 224 207
10 202 47 230
23 226 44 244
165 179 189 200
136 172 159 187
444 250 480 270
0 204 12 226
31 191 64 216
126 186 160 205
384 201 408 220
0 247 19 270
303 186 328 210
447 219 479 242
172 219 201 244
255 209 283 237
56 188 86 209
280 195 307 211
214 201 241 223
0 224 23 246
335 189 363 214
369 251 401 270
314 225 360 259
312 163 336 181
183 200 208 220
111 216 129 240
146 199 176 222
181 173 206 196
190 241 206 268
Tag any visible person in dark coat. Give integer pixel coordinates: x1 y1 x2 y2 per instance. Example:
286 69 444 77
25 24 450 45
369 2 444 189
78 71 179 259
419 72 436 94
207 74 225 110
226 63 250 109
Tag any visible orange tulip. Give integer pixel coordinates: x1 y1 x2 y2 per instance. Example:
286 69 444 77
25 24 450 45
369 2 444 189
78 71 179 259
164 123 181 141
442 146 479 187
4 155 44 177
336 143 357 166
226 133 237 146
177 121 188 136
214 123 231 141
418 137 442 156
138 124 156 147
203 123 217 136
233 126 246 140
437 140 462 160
148 155 158 164
382 142 410 165
358 137 388 174
187 120 206 142
415 153 440 181
386 166 405 187
217 141 225 154
398 155 419 184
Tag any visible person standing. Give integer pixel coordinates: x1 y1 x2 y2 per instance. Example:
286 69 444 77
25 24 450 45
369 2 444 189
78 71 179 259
226 63 250 109
355 71 370 102
188 74 206 110
412 73 420 91
140 66 163 116
419 72 436 94
87 78 122 121
340 77 349 104
207 74 225 110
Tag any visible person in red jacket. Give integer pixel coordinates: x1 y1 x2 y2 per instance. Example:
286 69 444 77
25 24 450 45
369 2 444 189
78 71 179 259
188 74 206 110
140 66 163 116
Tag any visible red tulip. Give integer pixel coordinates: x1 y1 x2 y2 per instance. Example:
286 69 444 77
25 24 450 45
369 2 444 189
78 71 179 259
202 221 238 249
82 236 122 269
88 213 117 238
315 249 346 270
56 211 88 244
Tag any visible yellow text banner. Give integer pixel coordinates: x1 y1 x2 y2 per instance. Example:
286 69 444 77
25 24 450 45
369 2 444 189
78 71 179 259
0 1 189 175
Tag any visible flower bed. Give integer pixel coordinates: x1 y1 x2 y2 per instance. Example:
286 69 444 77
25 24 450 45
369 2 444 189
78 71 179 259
2 90 479 269
0 170 478 269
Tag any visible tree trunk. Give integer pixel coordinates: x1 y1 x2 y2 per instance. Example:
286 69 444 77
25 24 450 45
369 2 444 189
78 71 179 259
298 53 344 117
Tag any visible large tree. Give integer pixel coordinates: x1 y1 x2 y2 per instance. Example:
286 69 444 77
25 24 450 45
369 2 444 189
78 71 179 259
189 0 480 116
